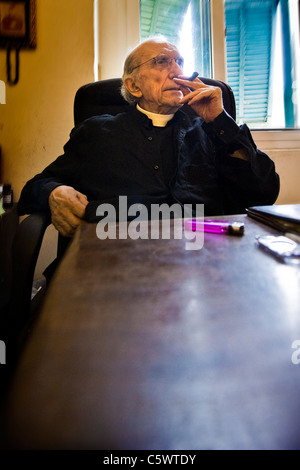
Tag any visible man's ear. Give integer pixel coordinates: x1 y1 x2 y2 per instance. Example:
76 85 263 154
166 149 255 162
124 77 143 98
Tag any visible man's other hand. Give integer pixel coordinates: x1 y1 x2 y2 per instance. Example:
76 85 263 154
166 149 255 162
49 185 88 237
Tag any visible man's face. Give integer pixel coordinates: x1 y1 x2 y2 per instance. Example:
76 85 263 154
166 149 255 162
129 42 185 114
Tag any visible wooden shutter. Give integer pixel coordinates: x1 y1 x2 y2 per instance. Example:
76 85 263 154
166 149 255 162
225 0 278 124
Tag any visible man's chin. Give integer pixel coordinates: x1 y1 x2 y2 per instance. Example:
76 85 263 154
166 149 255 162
167 101 184 113
163 96 184 113
167 90 183 100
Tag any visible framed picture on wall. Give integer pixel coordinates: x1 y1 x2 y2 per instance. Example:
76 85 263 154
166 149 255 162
0 0 36 49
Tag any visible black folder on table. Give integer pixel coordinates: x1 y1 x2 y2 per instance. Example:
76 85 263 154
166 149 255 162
246 204 300 235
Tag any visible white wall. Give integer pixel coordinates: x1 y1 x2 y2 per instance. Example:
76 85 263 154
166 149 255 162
253 131 300 204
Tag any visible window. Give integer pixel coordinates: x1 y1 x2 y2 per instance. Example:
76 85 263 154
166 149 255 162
140 0 212 76
225 0 299 128
139 0 300 129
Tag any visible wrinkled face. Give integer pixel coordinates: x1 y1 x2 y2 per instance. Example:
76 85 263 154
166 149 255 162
126 42 185 114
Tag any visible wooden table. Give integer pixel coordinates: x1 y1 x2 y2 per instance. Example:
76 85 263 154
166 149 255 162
1 215 300 450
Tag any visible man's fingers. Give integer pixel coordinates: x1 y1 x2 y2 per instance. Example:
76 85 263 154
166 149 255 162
51 218 73 238
174 76 204 89
180 88 216 105
49 185 88 236
73 192 88 218
51 211 83 238
49 186 88 219
76 191 88 204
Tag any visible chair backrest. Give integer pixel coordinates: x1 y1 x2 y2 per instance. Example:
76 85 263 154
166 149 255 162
74 77 236 125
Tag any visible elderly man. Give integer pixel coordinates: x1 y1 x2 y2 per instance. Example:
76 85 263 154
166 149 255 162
18 37 279 238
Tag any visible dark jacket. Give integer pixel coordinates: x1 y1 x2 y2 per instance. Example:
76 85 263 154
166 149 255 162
18 106 280 219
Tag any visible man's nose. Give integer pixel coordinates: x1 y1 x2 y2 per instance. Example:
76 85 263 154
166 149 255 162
169 60 183 77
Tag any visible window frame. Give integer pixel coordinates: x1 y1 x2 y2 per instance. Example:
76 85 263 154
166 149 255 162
211 0 300 145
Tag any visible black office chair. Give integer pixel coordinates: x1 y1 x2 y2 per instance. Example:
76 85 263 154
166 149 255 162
0 212 50 398
1 213 50 359
0 205 19 323
6 76 236 354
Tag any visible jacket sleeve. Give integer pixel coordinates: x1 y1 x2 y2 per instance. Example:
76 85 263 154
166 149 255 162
202 111 280 213
17 123 90 216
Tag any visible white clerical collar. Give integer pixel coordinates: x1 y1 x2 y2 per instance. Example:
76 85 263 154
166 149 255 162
136 104 174 127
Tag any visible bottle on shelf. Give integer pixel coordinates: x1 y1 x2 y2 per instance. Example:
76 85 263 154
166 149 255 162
2 183 13 209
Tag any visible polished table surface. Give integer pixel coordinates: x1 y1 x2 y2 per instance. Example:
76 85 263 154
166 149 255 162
1 215 300 450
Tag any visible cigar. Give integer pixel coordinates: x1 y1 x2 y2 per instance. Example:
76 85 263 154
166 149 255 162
187 72 199 81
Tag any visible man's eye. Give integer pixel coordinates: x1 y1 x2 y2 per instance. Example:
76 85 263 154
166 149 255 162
177 58 184 67
156 57 168 65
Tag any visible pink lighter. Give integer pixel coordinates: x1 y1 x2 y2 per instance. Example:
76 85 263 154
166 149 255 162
185 219 245 236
